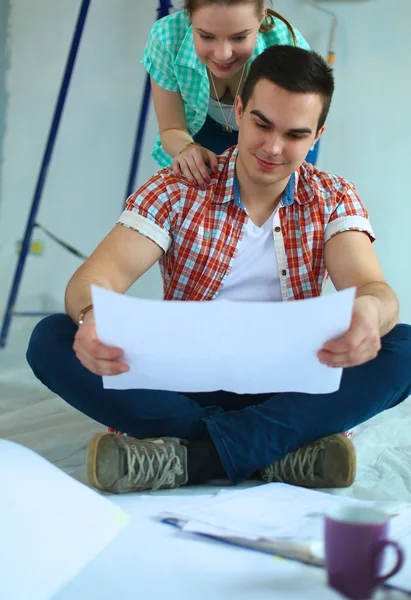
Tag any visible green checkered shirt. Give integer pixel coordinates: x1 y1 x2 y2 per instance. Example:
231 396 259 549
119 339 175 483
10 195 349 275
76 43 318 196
141 10 310 167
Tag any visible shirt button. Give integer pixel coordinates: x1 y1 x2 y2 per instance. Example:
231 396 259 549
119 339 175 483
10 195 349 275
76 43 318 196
274 226 281 233
281 269 287 276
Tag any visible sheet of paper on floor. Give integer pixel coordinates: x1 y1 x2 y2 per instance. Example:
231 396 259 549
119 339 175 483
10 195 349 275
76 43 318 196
92 285 356 394
0 440 131 600
159 482 411 591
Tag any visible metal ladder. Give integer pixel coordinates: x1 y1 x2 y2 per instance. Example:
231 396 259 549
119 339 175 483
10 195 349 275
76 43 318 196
0 0 173 347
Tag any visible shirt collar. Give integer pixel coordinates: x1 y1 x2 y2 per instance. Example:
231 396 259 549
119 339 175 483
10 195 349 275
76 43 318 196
231 150 297 209
292 165 317 205
279 169 318 207
208 149 316 207
175 24 207 76
232 171 296 209
209 146 238 205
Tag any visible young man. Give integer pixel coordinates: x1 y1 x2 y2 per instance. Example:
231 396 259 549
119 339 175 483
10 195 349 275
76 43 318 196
27 46 411 494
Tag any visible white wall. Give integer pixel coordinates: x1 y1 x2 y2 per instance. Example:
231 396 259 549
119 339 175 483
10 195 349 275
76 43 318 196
0 0 163 322
0 0 410 332
0 0 10 210
278 0 411 320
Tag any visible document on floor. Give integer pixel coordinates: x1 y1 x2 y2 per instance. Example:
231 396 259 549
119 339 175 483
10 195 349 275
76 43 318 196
159 482 411 594
92 285 356 394
0 440 131 600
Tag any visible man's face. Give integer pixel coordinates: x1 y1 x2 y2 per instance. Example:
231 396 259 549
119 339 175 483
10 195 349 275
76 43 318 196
235 78 326 186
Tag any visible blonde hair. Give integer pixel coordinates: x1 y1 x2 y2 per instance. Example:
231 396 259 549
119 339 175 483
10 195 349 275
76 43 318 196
184 0 297 46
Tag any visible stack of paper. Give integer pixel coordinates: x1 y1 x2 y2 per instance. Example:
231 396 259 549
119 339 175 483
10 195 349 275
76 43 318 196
159 482 411 594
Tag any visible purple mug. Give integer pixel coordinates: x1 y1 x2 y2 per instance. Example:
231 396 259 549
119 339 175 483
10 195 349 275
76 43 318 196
325 505 404 599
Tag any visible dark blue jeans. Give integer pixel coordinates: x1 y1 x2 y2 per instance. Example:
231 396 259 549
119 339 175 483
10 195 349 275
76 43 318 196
27 314 411 483
193 114 319 164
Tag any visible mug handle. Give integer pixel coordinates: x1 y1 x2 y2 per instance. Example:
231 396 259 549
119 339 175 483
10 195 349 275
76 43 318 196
373 539 405 583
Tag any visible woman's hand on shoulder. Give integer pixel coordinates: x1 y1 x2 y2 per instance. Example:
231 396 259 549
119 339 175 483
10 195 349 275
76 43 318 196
305 162 318 173
173 143 219 188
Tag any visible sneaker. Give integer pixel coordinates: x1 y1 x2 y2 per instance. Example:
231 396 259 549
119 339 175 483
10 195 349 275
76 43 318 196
260 434 356 489
87 432 188 493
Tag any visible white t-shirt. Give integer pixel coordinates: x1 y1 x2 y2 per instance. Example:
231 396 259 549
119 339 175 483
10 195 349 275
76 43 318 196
207 97 239 132
216 212 282 302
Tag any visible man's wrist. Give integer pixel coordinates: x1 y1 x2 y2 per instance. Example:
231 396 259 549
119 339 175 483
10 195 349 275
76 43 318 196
78 303 94 326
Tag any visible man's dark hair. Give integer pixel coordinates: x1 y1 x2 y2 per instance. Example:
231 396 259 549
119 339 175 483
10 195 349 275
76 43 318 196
241 45 335 132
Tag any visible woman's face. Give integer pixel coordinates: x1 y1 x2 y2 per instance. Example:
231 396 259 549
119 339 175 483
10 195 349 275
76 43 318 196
191 4 265 79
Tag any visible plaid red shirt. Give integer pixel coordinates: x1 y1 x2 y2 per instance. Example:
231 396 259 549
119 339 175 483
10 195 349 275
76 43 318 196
118 146 374 302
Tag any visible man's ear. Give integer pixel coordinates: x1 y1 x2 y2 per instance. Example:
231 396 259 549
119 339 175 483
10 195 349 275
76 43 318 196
314 122 326 145
235 95 244 128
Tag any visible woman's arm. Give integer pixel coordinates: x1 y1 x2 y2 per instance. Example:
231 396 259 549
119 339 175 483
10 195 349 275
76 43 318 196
151 78 218 186
150 78 193 157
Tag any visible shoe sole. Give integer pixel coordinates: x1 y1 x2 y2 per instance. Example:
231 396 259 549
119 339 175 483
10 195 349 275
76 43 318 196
87 432 108 492
329 433 357 487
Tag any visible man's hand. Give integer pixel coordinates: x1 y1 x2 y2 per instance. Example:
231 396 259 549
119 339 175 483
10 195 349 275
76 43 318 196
317 295 382 368
73 313 130 376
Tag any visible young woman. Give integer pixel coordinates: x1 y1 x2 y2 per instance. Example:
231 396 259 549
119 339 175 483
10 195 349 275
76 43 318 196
142 0 310 186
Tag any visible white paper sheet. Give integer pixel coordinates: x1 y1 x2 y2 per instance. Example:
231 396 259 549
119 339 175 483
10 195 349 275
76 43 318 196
159 482 411 590
92 286 356 394
0 440 130 600
160 483 369 544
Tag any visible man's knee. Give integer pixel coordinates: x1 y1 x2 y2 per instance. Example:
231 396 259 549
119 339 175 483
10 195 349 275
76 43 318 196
390 322 411 337
381 323 411 393
383 323 411 356
26 313 75 373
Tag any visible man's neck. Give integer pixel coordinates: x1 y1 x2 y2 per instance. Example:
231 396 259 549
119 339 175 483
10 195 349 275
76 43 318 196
235 156 291 225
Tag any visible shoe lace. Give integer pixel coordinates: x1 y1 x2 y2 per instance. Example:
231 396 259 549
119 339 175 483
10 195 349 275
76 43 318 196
264 441 323 484
124 442 184 491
